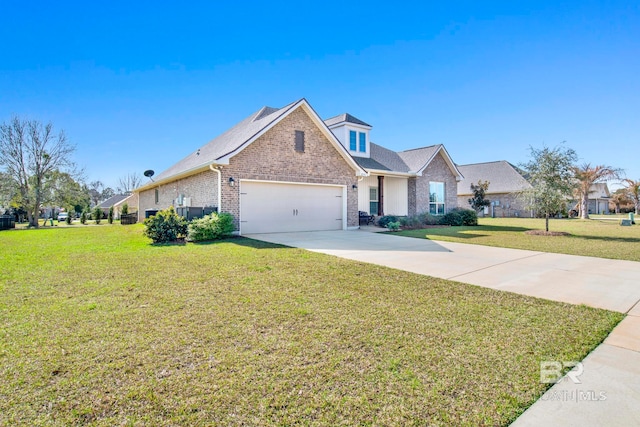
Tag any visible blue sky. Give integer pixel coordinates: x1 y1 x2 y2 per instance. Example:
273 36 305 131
1 1 638 190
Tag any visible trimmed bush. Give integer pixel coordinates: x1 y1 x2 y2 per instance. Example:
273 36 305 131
399 215 423 229
417 212 440 225
93 206 103 225
122 203 128 215
80 211 87 225
439 208 478 226
108 206 114 224
387 221 401 231
143 206 188 243
187 212 235 242
65 213 72 225
377 215 398 228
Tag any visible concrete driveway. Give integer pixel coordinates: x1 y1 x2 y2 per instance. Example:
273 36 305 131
246 230 640 426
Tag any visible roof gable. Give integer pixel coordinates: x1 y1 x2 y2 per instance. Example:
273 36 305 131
142 99 366 190
98 194 130 208
398 145 463 180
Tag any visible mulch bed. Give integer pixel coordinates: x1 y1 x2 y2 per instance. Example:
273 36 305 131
524 230 571 236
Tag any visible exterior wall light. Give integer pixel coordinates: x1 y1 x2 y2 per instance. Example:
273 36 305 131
352 184 358 191
228 177 235 187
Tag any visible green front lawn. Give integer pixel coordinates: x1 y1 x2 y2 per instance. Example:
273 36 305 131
0 225 623 426
397 217 640 261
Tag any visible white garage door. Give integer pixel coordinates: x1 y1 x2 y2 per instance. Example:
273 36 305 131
240 181 344 234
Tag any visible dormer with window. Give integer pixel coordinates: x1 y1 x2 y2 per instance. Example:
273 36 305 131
324 113 372 158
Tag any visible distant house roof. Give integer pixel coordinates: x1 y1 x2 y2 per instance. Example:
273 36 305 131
98 194 130 208
136 99 366 192
457 161 531 195
324 113 372 128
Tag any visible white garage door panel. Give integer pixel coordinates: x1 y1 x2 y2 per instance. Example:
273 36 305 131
240 182 343 234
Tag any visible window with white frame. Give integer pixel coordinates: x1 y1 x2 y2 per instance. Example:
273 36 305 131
349 130 357 151
359 132 366 152
369 187 379 215
349 130 367 153
429 182 445 215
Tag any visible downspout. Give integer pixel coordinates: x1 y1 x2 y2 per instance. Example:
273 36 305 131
209 164 222 213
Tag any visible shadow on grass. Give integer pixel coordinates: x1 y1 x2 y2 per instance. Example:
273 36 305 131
574 234 640 244
399 225 532 240
193 236 288 250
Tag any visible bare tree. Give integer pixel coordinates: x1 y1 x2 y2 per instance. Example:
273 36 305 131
88 180 104 206
117 172 143 195
0 117 76 227
571 163 622 219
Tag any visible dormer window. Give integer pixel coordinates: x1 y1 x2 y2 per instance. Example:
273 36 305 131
349 130 366 153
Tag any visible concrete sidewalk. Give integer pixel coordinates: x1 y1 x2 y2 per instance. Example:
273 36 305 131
246 230 640 425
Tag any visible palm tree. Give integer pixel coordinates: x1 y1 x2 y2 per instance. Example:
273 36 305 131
609 189 630 214
572 163 622 219
623 178 640 215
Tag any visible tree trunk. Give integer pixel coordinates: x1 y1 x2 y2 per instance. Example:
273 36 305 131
580 193 589 219
545 213 549 232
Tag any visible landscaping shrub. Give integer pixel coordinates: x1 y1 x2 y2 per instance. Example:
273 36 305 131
108 206 114 224
387 221 401 231
439 208 478 226
377 215 398 228
143 206 188 243
80 211 87 225
187 212 235 242
93 206 103 225
122 203 128 215
65 213 72 225
417 212 440 225
399 215 424 230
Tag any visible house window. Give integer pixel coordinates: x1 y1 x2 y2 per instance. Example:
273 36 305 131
154 188 159 204
359 132 366 152
369 187 379 215
295 130 305 152
349 130 357 151
429 182 445 215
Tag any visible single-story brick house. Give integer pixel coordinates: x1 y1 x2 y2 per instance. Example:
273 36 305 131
457 160 612 217
134 99 463 234
456 161 533 217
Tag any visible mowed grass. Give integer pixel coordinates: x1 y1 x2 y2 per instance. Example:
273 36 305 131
397 217 640 261
0 226 623 426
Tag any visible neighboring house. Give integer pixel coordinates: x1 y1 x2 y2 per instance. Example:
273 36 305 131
98 194 131 218
570 183 611 215
456 161 533 217
133 99 463 234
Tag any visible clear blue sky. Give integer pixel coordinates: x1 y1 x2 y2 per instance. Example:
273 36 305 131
1 1 638 190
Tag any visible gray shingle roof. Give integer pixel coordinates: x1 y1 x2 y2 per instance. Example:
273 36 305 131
324 113 372 128
365 143 411 172
457 161 531 195
152 100 299 183
397 145 442 172
98 194 130 208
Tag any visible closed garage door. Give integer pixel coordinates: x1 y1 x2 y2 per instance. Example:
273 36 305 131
240 181 344 234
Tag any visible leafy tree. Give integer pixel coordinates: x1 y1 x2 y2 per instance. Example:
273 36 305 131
468 180 490 213
42 170 90 216
117 173 143 195
571 163 622 219
93 206 103 225
520 144 578 232
108 205 114 224
623 179 640 215
102 187 115 200
0 117 76 227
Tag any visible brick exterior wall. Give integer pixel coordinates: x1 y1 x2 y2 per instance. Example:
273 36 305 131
457 192 533 217
138 107 359 228
414 152 458 214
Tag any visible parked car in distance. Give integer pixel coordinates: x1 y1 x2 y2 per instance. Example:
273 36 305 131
58 212 69 222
